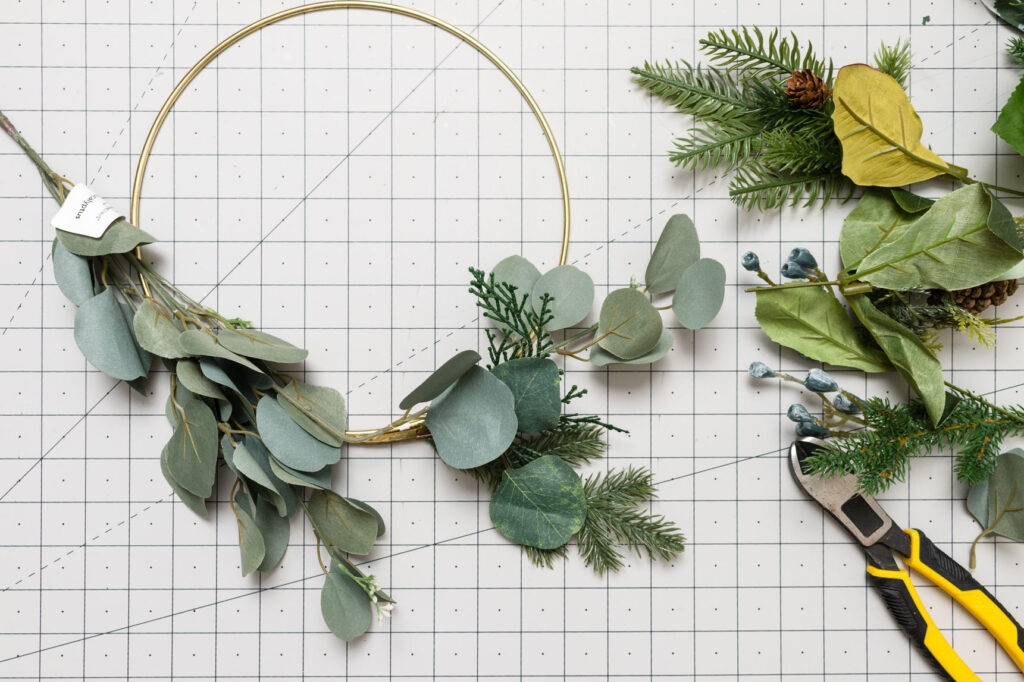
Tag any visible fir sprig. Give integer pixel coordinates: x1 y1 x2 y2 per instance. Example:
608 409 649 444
629 61 758 120
699 26 832 81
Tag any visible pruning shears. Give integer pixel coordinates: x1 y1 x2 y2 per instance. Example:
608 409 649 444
790 438 1024 681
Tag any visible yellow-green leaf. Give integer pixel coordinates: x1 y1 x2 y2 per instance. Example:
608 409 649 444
832 64 953 187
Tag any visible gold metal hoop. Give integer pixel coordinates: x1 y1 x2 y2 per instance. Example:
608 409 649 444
131 1 571 444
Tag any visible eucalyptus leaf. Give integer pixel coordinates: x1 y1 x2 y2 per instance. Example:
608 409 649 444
133 300 189 359
754 284 891 373
840 190 919 270
178 329 263 373
162 388 220 498
232 491 266 577
971 450 1024 543
305 489 378 555
257 395 340 472
491 357 562 434
200 357 273 392
217 328 309 364
74 288 150 381
968 477 990 528
596 287 663 359
644 214 700 295
232 440 289 517
851 184 1023 291
425 366 518 469
243 434 300 516
55 218 156 257
589 327 673 366
889 188 934 214
489 455 586 549
221 434 240 477
531 265 594 331
277 380 348 447
848 295 946 426
672 258 726 330
247 489 291 571
321 561 373 642
268 454 332 489
52 240 94 305
159 445 208 518
491 255 542 299
399 350 481 410
120 302 152 392
347 498 387 537
175 359 227 401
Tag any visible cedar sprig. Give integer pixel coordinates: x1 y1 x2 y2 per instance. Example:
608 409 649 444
469 267 554 364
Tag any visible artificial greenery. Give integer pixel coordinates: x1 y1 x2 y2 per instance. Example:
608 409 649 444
967 450 1024 568
1009 36 1024 66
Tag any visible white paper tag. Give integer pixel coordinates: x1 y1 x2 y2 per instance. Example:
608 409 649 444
51 184 123 239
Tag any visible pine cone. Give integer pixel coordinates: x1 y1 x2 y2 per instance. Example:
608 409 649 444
785 69 832 109
951 279 1020 315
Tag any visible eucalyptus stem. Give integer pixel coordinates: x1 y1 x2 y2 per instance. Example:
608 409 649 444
0 109 64 203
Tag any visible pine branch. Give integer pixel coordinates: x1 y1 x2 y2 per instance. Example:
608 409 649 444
630 61 758 121
577 466 686 575
522 544 569 569
1009 36 1024 67
728 163 849 210
699 27 832 82
669 122 762 172
758 126 842 176
510 423 608 468
873 39 912 89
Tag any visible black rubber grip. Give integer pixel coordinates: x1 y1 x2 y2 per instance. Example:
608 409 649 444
868 571 954 681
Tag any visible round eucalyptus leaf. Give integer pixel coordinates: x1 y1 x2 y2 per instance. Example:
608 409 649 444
491 357 561 434
179 329 263 373
596 287 663 360
589 327 673 367
531 265 594 331
644 214 700 295
399 349 481 410
321 562 373 642
672 258 726 329
425 365 518 469
967 478 990 528
277 380 348 447
256 395 340 472
175 359 227 401
52 240 94 305
133 300 189 359
347 498 387 538
74 288 150 381
305 489 378 555
489 455 586 549
491 255 541 299
217 328 308 364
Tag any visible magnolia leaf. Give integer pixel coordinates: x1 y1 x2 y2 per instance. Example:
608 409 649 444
162 389 219 498
277 380 348 447
491 357 562 434
217 328 308 364
645 214 701 295
970 450 1024 543
133 300 189 359
74 288 150 381
831 64 953 186
347 498 386 537
52 240 94 305
268 454 332 489
754 284 891 373
491 255 542 299
178 329 263 373
672 258 726 330
232 489 266 577
851 184 1023 291
595 287 662 359
305 489 378 555
889 188 934 214
425 366 518 469
986 190 1023 253
840 190 919 270
848 295 946 425
589 328 673 366
159 443 208 517
489 455 585 549
244 488 291 571
993 72 1024 159
321 562 373 641
531 265 594 331
256 395 340 472
398 349 481 410
175 359 227 401
56 218 156 257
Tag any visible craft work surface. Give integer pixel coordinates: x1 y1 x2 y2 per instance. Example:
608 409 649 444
3 0 1024 680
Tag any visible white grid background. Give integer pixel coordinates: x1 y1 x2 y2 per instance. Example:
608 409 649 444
2 0 1024 679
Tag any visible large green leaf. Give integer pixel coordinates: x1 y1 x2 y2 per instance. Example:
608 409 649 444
531 265 594 331
644 214 700 295
596 287 663 359
56 218 156 257
968 450 1024 543
74 288 150 381
277 380 348 446
754 284 891 373
839 189 919 270
232 488 266 577
52 240 94 305
850 184 1023 291
256 395 340 472
848 295 946 425
993 72 1024 159
321 561 372 641
491 255 541 299
672 258 726 329
491 357 562 434
175 359 227 401
398 349 481 410
305 489 379 556
217 328 308 364
425 366 518 469
178 329 263 373
489 455 586 549
162 388 220 498
133 300 189 359
589 328 673 367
